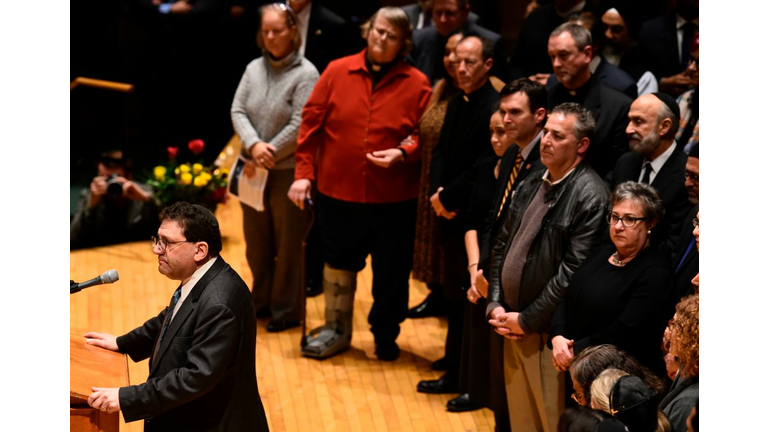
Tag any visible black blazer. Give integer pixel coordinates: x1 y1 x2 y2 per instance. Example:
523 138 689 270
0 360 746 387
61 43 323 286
546 56 637 99
117 257 269 432
399 3 480 29
478 140 542 274
549 77 632 181
305 3 351 74
613 143 693 256
637 13 690 82
670 205 698 302
409 20 510 85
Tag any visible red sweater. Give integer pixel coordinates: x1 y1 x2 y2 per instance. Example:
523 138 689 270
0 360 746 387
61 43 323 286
295 49 432 204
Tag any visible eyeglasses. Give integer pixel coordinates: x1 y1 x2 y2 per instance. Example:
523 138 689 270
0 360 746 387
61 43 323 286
607 213 646 228
692 217 699 229
373 26 400 42
151 236 191 252
571 392 584 405
684 172 699 184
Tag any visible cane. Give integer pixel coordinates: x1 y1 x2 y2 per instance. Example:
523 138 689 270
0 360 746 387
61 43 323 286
300 196 315 349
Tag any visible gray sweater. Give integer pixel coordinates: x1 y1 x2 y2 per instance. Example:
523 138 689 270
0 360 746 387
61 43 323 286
231 51 319 170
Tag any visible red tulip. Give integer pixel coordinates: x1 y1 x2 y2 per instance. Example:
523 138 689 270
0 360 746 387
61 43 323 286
188 139 205 155
167 146 179 161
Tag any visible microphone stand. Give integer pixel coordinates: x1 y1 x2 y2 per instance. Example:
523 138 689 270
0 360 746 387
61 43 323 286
70 280 82 295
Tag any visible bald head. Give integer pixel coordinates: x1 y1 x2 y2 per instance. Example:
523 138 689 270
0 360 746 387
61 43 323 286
625 94 679 160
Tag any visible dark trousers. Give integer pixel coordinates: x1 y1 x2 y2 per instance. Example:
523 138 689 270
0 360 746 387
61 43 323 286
317 193 417 344
241 169 310 321
441 218 470 383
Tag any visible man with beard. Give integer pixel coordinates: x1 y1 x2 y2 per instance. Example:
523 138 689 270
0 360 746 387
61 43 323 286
613 92 692 254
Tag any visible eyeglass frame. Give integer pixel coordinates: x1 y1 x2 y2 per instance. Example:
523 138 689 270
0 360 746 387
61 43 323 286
571 392 584 405
692 217 699 229
372 26 401 42
151 236 193 252
606 213 647 228
684 172 699 184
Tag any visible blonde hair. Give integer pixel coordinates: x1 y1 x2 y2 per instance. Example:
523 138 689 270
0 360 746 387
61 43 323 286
256 3 302 53
590 368 628 413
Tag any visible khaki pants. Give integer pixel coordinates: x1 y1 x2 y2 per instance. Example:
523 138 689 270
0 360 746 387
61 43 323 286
504 333 564 432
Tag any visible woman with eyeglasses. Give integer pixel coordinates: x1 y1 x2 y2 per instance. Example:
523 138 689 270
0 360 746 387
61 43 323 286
230 3 319 332
550 181 672 377
288 6 432 360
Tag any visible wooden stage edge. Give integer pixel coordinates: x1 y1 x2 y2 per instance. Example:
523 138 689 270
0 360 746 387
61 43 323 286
70 197 497 432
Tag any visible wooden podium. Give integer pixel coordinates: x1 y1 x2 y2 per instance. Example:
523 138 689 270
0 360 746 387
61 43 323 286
71 331 130 432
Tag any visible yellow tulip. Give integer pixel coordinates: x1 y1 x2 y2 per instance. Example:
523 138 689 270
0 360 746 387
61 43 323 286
180 172 193 185
192 163 204 175
154 166 167 181
194 175 210 187
179 164 191 173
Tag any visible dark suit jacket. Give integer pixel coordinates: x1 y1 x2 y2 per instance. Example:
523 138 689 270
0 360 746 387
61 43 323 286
409 20 510 85
670 205 698 302
478 140 542 274
305 3 350 73
548 77 632 181
637 13 692 82
612 143 693 256
546 56 637 99
117 257 269 432
400 3 479 30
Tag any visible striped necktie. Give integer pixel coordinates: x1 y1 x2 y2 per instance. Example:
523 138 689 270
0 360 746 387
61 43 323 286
152 285 182 364
497 150 524 219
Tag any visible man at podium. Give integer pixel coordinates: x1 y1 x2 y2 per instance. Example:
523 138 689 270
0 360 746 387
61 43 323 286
83 202 269 431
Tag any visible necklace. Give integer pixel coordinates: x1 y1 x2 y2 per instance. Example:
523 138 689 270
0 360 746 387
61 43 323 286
611 252 626 267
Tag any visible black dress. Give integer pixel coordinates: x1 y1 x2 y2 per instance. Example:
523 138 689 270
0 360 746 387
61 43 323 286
550 245 671 374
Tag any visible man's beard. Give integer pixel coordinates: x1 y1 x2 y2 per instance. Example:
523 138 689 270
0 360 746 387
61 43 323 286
629 128 660 156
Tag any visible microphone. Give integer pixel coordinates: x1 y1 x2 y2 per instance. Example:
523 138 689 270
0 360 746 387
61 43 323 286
70 270 119 294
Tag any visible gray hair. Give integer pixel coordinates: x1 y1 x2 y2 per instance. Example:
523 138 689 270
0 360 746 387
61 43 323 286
551 22 592 51
552 102 595 140
610 181 665 225
656 102 680 139
361 6 414 58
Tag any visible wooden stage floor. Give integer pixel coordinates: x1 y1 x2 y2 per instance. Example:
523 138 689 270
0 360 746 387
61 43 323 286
70 197 497 431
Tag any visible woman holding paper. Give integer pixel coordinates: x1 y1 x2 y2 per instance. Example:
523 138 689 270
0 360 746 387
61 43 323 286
230 2 319 332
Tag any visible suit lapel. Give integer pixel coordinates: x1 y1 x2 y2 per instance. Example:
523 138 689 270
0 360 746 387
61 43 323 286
650 145 685 196
151 257 228 372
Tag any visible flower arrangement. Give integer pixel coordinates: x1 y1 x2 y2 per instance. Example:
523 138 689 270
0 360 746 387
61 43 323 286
146 139 229 212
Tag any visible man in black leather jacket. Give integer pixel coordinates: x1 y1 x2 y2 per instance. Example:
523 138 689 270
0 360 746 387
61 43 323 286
485 102 610 432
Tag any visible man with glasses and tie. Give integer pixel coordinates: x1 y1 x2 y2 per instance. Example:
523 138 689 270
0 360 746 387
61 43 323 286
613 92 693 255
83 202 269 431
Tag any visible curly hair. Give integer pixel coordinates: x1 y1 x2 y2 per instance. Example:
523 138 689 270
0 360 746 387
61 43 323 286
671 294 699 378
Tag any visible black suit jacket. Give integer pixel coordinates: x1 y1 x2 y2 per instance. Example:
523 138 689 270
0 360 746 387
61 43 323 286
409 20 510 85
612 143 693 256
478 140 542 273
637 13 692 82
549 77 632 181
400 3 480 30
670 205 698 302
546 56 637 99
305 3 350 73
117 257 269 432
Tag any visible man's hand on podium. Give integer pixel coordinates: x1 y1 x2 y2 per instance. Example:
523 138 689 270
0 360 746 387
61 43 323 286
88 387 121 413
83 332 118 351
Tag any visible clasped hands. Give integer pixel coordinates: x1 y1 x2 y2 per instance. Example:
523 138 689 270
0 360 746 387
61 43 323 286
430 187 458 219
488 307 525 340
551 335 574 372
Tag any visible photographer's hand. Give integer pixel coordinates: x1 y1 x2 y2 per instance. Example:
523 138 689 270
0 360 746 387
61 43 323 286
88 176 109 208
123 180 152 202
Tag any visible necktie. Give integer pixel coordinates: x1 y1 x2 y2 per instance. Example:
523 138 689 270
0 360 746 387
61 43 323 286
152 285 182 363
497 150 525 218
641 162 653 184
675 238 696 274
681 22 696 69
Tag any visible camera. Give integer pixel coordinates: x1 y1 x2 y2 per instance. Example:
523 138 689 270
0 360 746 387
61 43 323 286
106 173 125 197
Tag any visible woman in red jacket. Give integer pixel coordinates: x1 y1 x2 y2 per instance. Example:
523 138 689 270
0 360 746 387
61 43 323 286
289 6 432 361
